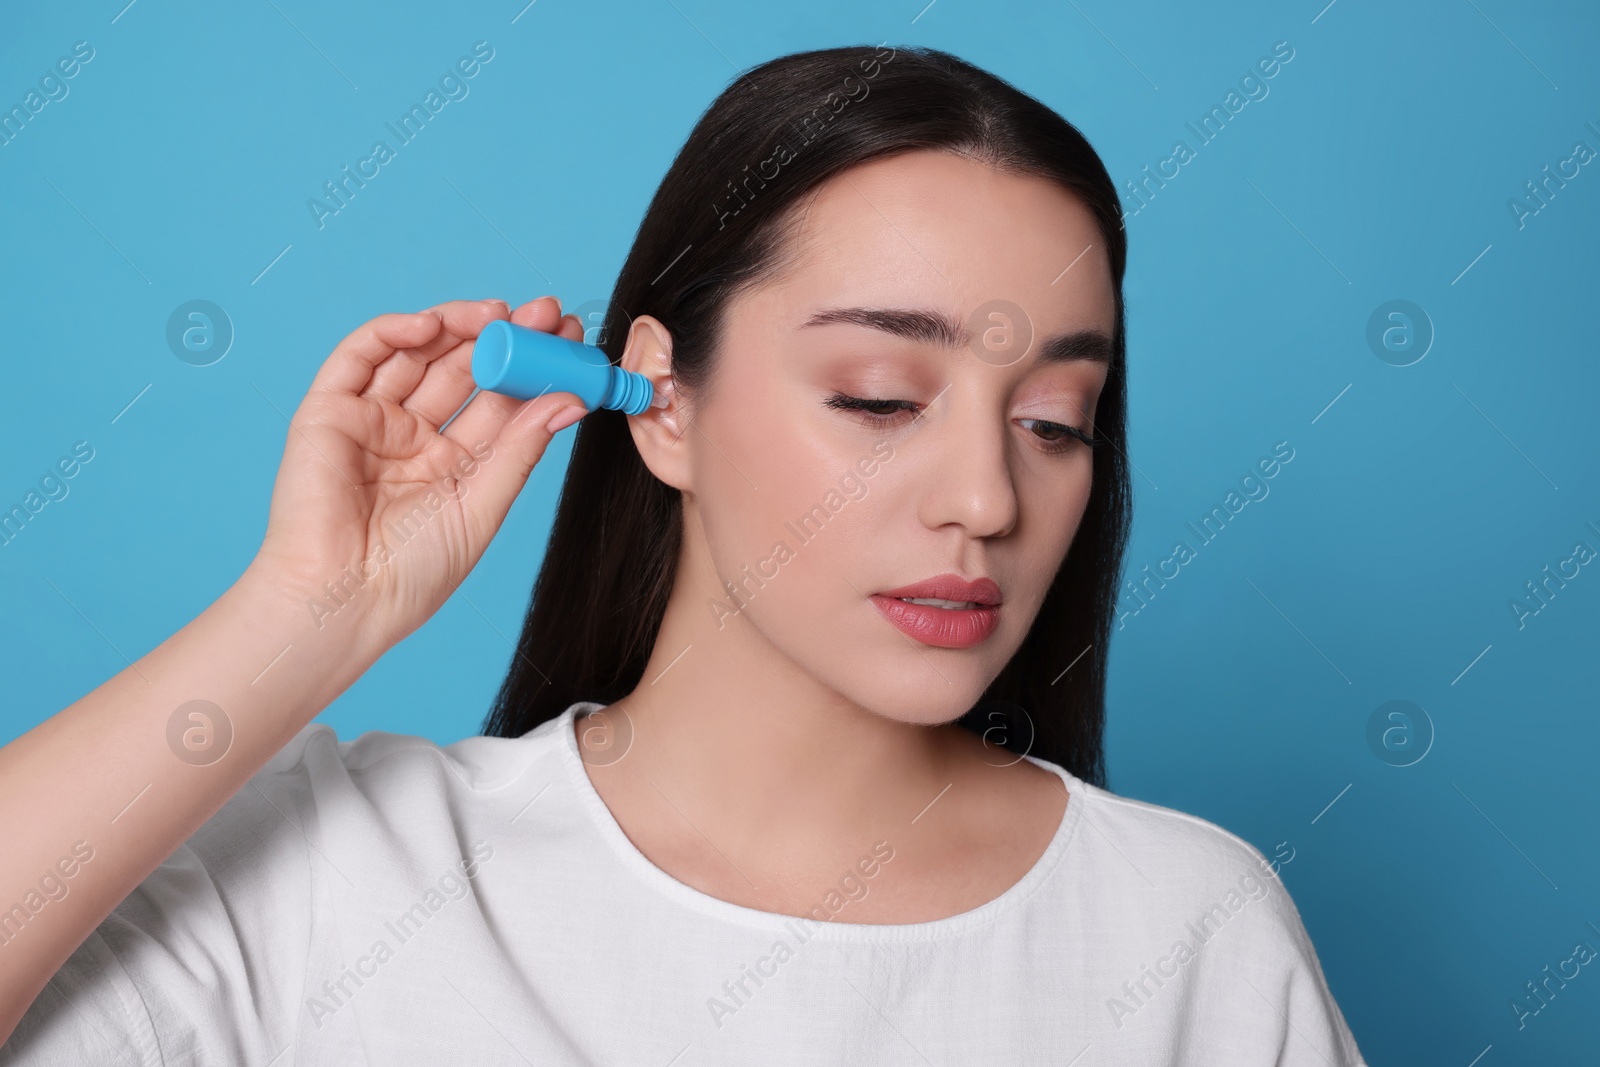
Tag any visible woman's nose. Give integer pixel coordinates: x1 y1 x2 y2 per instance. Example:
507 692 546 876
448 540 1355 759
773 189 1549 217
915 393 1019 539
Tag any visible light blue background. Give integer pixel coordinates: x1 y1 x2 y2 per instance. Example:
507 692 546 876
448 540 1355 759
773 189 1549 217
3 1 1597 1061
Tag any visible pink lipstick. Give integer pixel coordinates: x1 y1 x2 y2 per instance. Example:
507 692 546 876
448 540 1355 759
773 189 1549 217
871 573 1002 649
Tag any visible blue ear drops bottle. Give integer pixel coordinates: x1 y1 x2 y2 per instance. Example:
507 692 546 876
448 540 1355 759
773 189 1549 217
471 320 659 415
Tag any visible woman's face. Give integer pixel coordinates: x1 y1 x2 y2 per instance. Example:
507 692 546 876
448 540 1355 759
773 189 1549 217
635 148 1116 727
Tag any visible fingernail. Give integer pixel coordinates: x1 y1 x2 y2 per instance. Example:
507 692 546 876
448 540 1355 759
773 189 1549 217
545 404 586 433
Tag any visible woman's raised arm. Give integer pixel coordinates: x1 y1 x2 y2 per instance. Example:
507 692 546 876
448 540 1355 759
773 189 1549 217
0 297 589 1042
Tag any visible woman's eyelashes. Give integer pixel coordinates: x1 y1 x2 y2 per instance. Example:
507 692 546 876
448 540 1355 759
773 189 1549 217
822 392 1099 454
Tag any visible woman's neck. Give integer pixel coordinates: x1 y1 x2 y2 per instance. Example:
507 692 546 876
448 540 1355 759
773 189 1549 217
574 568 1067 922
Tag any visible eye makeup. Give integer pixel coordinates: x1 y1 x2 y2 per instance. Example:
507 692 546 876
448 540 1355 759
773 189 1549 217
822 392 1100 455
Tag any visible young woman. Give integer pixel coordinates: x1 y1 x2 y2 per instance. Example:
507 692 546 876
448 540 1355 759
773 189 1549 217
1 45 1367 1065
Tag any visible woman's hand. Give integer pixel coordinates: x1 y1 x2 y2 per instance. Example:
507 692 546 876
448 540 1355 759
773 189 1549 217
245 296 589 655
0 297 593 1039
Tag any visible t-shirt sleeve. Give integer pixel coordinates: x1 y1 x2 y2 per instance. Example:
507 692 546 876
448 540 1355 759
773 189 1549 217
1 732 326 1066
1198 839 1370 1067
1269 880 1368 1067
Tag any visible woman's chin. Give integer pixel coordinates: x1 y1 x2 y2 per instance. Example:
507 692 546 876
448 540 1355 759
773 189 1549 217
846 687 990 729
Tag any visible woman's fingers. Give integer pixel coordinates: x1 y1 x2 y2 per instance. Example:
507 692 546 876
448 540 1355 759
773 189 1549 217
317 296 592 455
446 309 590 542
513 294 564 332
360 299 505 412
308 311 444 396
388 296 585 432
557 312 586 342
458 389 587 546
438 298 589 450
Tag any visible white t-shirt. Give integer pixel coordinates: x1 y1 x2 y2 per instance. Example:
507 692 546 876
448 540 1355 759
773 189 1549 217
3 701 1368 1066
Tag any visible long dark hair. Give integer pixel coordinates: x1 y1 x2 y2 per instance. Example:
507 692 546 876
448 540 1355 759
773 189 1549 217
480 43 1129 789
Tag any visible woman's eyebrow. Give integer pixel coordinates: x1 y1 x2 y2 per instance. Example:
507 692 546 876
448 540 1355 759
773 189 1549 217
798 306 1112 364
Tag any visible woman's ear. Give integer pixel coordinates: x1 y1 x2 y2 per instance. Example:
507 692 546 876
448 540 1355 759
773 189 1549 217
619 314 692 491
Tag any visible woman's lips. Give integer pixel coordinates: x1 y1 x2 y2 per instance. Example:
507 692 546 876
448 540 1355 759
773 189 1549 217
870 594 1001 648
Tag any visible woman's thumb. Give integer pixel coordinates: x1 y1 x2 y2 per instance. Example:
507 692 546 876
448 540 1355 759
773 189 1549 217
468 392 587 527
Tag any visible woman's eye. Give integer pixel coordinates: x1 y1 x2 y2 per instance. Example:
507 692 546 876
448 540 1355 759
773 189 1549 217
823 394 917 421
1019 418 1098 453
823 393 1098 454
